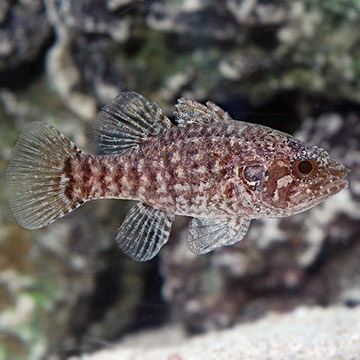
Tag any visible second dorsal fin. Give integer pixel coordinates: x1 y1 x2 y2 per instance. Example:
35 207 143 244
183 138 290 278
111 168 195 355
94 92 172 154
174 98 233 127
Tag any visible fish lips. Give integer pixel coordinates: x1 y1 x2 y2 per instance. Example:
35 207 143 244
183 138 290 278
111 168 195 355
327 178 348 196
289 171 349 215
328 165 350 194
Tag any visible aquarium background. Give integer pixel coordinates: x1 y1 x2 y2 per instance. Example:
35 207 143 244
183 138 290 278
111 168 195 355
0 1 359 359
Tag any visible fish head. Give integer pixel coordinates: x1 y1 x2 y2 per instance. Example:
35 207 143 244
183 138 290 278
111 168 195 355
250 138 350 217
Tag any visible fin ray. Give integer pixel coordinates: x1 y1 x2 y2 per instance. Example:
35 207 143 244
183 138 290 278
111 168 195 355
94 92 172 155
7 122 85 229
116 202 174 261
175 98 233 126
187 217 251 255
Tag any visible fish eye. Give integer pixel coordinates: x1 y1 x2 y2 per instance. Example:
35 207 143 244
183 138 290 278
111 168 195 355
292 159 318 178
243 165 264 182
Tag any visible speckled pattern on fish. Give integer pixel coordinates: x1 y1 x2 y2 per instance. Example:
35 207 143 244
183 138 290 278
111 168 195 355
6 92 349 261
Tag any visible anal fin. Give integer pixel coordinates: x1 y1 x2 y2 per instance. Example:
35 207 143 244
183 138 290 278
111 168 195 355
187 217 251 255
116 202 175 261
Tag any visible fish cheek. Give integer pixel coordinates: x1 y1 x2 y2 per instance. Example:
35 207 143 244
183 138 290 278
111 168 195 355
263 162 292 206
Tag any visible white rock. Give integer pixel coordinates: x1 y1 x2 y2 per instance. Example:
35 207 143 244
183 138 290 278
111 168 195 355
70 306 360 360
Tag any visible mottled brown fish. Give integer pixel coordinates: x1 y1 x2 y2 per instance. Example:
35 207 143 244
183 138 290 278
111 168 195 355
7 92 349 261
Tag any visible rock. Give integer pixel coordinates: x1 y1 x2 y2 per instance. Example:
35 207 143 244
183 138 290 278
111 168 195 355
226 0 289 25
147 1 236 40
0 0 52 71
69 306 360 360
45 0 131 42
43 0 134 114
0 0 10 23
2 1 360 358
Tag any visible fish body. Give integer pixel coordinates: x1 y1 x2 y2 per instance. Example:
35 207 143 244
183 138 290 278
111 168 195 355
7 92 349 261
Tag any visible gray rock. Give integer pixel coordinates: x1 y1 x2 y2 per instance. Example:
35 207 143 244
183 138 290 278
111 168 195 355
45 0 131 42
2 0 360 358
71 306 360 360
0 0 10 23
0 0 51 71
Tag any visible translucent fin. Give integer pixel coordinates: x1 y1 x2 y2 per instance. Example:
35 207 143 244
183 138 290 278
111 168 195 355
174 98 233 127
116 202 175 262
205 101 233 122
94 92 173 154
187 217 251 255
6 122 84 229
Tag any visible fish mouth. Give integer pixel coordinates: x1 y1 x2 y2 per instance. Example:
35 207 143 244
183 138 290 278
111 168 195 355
289 176 348 215
339 166 351 179
327 178 348 195
329 161 350 180
324 161 350 195
328 164 350 193
304 178 347 213
284 164 349 217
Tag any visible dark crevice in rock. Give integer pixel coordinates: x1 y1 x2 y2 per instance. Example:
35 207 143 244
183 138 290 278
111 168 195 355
0 29 55 90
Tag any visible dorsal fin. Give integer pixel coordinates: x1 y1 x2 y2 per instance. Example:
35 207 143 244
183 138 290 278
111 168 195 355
94 92 172 154
174 98 233 127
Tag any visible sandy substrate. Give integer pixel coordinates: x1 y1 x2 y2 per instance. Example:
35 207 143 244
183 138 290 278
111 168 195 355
70 306 360 360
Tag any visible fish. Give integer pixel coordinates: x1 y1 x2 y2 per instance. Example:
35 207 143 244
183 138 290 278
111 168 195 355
6 92 350 261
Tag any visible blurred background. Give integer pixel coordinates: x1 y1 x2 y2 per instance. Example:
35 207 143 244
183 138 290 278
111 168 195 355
0 0 359 359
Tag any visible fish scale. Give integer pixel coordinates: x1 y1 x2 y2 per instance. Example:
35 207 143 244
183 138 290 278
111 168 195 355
6 92 349 261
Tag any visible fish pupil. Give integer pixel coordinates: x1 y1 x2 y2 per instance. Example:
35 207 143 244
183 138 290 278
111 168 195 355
298 160 313 174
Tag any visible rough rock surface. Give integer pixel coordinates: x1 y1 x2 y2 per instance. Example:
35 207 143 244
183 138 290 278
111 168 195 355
71 306 360 360
1 0 360 359
0 0 52 72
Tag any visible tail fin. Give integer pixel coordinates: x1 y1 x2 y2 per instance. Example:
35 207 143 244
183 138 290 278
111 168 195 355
6 122 84 229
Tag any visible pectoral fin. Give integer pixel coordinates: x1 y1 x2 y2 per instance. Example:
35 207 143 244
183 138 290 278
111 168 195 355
116 202 174 261
187 217 251 255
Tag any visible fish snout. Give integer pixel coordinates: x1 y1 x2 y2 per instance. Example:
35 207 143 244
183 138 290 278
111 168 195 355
328 159 350 180
326 160 349 193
